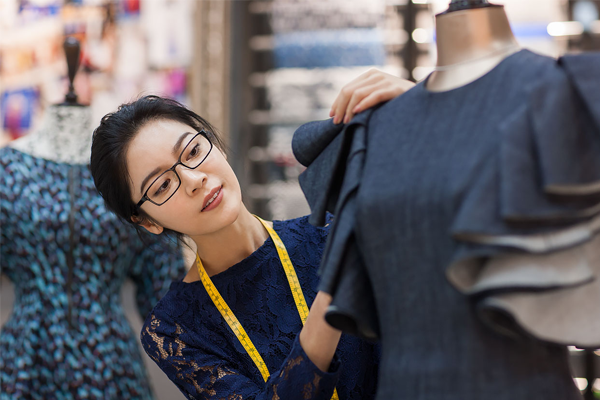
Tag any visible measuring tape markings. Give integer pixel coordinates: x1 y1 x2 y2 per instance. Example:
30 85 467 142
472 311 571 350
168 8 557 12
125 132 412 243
197 254 271 382
197 217 340 399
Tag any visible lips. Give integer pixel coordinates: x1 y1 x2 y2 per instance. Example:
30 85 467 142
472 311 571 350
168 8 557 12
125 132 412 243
202 185 223 211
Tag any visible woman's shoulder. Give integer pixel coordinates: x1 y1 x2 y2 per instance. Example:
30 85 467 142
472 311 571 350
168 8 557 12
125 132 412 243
140 281 208 341
271 214 333 274
140 285 210 366
274 213 333 242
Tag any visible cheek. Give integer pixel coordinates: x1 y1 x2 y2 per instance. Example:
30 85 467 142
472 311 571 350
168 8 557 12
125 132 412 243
211 156 243 210
212 153 239 187
224 162 242 198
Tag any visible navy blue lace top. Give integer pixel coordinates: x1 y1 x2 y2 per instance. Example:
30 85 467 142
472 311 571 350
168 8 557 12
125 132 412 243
141 215 379 400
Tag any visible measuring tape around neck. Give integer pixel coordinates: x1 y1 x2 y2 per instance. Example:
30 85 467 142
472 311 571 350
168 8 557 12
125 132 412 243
196 216 339 399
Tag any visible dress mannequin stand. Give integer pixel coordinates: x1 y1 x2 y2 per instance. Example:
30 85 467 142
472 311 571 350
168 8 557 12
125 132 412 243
427 0 520 92
10 37 92 164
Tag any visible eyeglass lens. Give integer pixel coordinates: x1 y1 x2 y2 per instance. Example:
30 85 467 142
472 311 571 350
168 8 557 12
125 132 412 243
147 134 211 204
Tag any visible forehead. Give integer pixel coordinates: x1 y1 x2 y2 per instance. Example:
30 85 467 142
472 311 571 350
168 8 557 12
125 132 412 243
133 119 194 144
126 119 195 191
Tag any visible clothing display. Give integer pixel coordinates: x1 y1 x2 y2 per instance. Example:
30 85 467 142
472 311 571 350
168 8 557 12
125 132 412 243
258 0 394 219
292 49 600 399
274 29 386 69
266 67 394 122
271 1 384 33
271 0 385 70
141 216 380 400
0 143 186 398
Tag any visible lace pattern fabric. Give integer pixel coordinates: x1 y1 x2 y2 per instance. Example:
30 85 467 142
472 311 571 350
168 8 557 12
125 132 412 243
9 106 93 165
141 216 379 400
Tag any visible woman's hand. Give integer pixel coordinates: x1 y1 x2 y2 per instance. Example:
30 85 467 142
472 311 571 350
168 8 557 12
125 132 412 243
299 291 341 372
329 69 415 124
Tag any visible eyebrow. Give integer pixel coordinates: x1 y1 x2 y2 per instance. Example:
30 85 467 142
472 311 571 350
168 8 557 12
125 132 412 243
139 131 193 194
172 131 193 157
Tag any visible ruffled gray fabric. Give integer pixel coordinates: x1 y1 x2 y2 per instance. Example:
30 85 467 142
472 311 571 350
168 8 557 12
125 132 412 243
447 53 600 348
293 51 600 348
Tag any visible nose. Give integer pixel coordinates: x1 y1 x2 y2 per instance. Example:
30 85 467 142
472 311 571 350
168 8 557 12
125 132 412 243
178 166 207 197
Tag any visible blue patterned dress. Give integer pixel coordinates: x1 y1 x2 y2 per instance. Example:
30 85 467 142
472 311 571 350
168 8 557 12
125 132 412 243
0 147 186 399
141 215 380 400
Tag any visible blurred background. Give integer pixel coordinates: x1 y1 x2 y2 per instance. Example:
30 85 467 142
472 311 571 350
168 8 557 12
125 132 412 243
1 0 599 399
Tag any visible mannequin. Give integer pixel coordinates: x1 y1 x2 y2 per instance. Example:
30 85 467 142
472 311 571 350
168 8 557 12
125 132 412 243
0 38 185 399
427 0 520 92
292 1 600 399
10 37 93 164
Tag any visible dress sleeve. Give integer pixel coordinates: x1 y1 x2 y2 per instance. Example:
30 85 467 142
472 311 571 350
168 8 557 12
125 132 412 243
128 234 187 318
141 313 341 400
293 111 381 341
445 53 600 349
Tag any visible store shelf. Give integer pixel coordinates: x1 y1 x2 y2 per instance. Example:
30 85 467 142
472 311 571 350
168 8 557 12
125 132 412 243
0 18 62 48
0 61 64 91
249 1 273 15
248 109 331 126
249 29 409 52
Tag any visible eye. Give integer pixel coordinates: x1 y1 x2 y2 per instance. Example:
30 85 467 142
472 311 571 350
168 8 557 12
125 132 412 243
188 144 201 159
154 179 171 195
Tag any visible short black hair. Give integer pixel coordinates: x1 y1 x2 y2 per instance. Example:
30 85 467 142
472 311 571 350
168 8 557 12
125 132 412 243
90 95 225 242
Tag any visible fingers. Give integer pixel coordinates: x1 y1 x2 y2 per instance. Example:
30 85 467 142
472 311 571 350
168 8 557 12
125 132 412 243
329 69 416 124
351 88 397 119
330 70 383 124
342 83 383 124
342 78 416 123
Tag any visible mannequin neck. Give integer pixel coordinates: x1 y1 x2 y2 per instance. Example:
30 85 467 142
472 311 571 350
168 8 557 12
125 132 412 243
426 6 519 92
10 105 93 165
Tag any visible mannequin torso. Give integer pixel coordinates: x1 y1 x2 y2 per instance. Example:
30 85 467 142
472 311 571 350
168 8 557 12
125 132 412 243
9 105 93 165
427 5 520 92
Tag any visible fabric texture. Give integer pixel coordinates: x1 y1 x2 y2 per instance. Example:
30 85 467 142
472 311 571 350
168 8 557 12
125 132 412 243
293 49 599 400
0 147 186 400
141 215 380 400
9 106 93 165
274 29 386 69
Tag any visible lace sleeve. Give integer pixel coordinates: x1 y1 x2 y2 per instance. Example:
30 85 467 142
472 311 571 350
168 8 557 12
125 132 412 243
141 314 341 400
128 234 186 318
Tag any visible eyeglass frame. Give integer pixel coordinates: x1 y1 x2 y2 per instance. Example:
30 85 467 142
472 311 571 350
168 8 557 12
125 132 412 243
133 130 213 215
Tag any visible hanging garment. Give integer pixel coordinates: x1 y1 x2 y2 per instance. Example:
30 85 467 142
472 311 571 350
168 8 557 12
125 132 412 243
0 147 186 399
292 49 600 400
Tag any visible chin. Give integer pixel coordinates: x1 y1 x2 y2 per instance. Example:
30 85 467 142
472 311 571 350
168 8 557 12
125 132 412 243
201 198 243 235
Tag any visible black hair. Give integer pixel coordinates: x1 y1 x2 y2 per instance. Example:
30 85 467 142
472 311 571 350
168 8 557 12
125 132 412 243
90 95 225 244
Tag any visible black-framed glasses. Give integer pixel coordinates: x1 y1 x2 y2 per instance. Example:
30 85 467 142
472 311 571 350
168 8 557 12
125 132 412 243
134 130 213 214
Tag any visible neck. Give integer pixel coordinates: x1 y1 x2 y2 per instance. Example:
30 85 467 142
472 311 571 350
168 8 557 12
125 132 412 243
427 6 519 92
10 105 93 164
191 207 270 277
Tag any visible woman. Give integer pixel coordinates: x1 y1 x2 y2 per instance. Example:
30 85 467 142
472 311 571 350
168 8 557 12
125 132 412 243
90 70 414 400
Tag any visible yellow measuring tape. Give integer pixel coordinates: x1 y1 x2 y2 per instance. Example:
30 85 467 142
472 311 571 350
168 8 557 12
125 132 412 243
196 215 339 399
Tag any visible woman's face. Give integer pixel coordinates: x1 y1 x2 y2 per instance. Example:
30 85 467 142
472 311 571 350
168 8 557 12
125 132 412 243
126 118 242 237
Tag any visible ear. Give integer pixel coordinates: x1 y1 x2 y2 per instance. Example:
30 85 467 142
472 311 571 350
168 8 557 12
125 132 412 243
131 215 164 235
